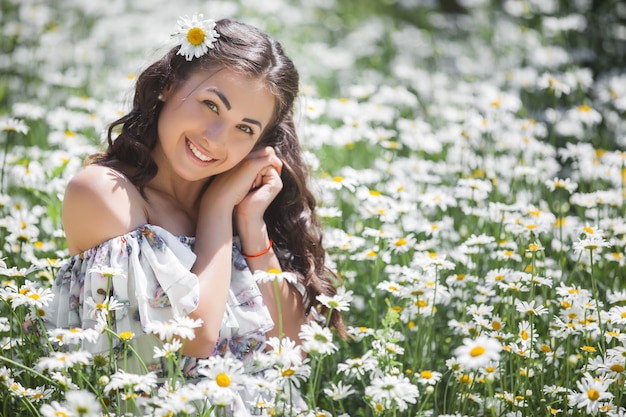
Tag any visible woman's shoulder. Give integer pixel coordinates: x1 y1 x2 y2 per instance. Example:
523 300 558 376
62 163 149 255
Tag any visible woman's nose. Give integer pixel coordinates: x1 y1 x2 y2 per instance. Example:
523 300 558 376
202 121 227 145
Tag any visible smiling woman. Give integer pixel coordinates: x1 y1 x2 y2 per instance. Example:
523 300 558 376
44 15 344 415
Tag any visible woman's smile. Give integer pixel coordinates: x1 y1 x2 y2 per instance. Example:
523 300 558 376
186 138 215 164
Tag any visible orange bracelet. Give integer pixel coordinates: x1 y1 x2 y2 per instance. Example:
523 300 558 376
242 239 273 258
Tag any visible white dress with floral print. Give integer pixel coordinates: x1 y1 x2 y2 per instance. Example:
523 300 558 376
46 224 275 377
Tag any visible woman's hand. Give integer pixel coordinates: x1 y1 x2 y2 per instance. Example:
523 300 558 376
200 146 283 217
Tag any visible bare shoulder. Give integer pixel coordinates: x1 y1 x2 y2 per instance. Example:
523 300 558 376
62 164 148 255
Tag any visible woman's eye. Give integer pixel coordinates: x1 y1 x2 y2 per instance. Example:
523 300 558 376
238 125 253 135
204 100 218 113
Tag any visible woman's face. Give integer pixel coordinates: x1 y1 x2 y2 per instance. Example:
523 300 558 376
155 67 275 182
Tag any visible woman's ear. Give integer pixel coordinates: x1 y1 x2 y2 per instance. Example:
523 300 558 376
159 84 173 102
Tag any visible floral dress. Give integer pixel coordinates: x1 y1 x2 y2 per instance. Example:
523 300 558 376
46 224 275 377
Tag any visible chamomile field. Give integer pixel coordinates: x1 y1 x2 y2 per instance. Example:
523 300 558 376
1 0 625 416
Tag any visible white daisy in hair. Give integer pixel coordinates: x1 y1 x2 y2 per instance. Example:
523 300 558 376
172 13 220 61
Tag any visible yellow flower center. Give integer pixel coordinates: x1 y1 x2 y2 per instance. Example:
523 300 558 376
420 370 433 378
470 346 485 357
216 373 231 387
520 330 529 340
282 368 295 377
459 374 472 384
119 331 134 340
587 389 600 401
267 268 281 274
491 321 502 331
610 364 625 373
395 238 407 247
621 312 626 319
187 27 206 46
28 293 40 300
332 176 344 183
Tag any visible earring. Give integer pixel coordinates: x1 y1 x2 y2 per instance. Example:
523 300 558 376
158 93 164 101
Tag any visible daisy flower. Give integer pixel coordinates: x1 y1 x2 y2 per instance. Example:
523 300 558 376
515 300 548 316
264 336 304 369
153 338 183 359
253 268 298 285
264 360 311 390
172 14 220 61
40 401 72 417
346 325 375 341
573 235 612 255
63 390 102 417
196 353 247 407
322 381 356 400
299 322 338 355
568 373 614 415
47 327 100 346
144 315 202 341
544 177 577 193
317 286 353 312
337 351 378 379
104 370 157 394
87 265 124 279
453 336 502 370
35 351 92 372
365 374 419 412
0 317 9 332
606 305 626 325
0 117 29 135
417 369 443 385
8 280 54 309
149 385 201 416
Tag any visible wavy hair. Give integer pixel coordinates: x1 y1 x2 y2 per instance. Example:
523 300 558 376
88 19 345 336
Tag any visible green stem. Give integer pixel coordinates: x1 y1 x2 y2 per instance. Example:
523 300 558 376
1 131 13 193
588 249 605 354
273 279 284 339
18 395 41 417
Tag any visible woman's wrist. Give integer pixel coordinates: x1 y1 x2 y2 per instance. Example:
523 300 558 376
242 238 273 258
236 217 269 252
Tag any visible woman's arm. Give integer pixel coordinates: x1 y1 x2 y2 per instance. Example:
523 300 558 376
183 146 288 357
237 217 306 345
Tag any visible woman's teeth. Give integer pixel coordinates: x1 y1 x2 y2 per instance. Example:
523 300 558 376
188 140 213 162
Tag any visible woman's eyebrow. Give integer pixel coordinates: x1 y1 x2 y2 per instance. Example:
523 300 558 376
208 87 231 110
206 86 262 129
242 118 262 129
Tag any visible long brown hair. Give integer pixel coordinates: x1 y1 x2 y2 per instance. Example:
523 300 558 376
89 18 345 336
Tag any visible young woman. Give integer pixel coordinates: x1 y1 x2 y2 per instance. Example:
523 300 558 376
47 16 343 377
